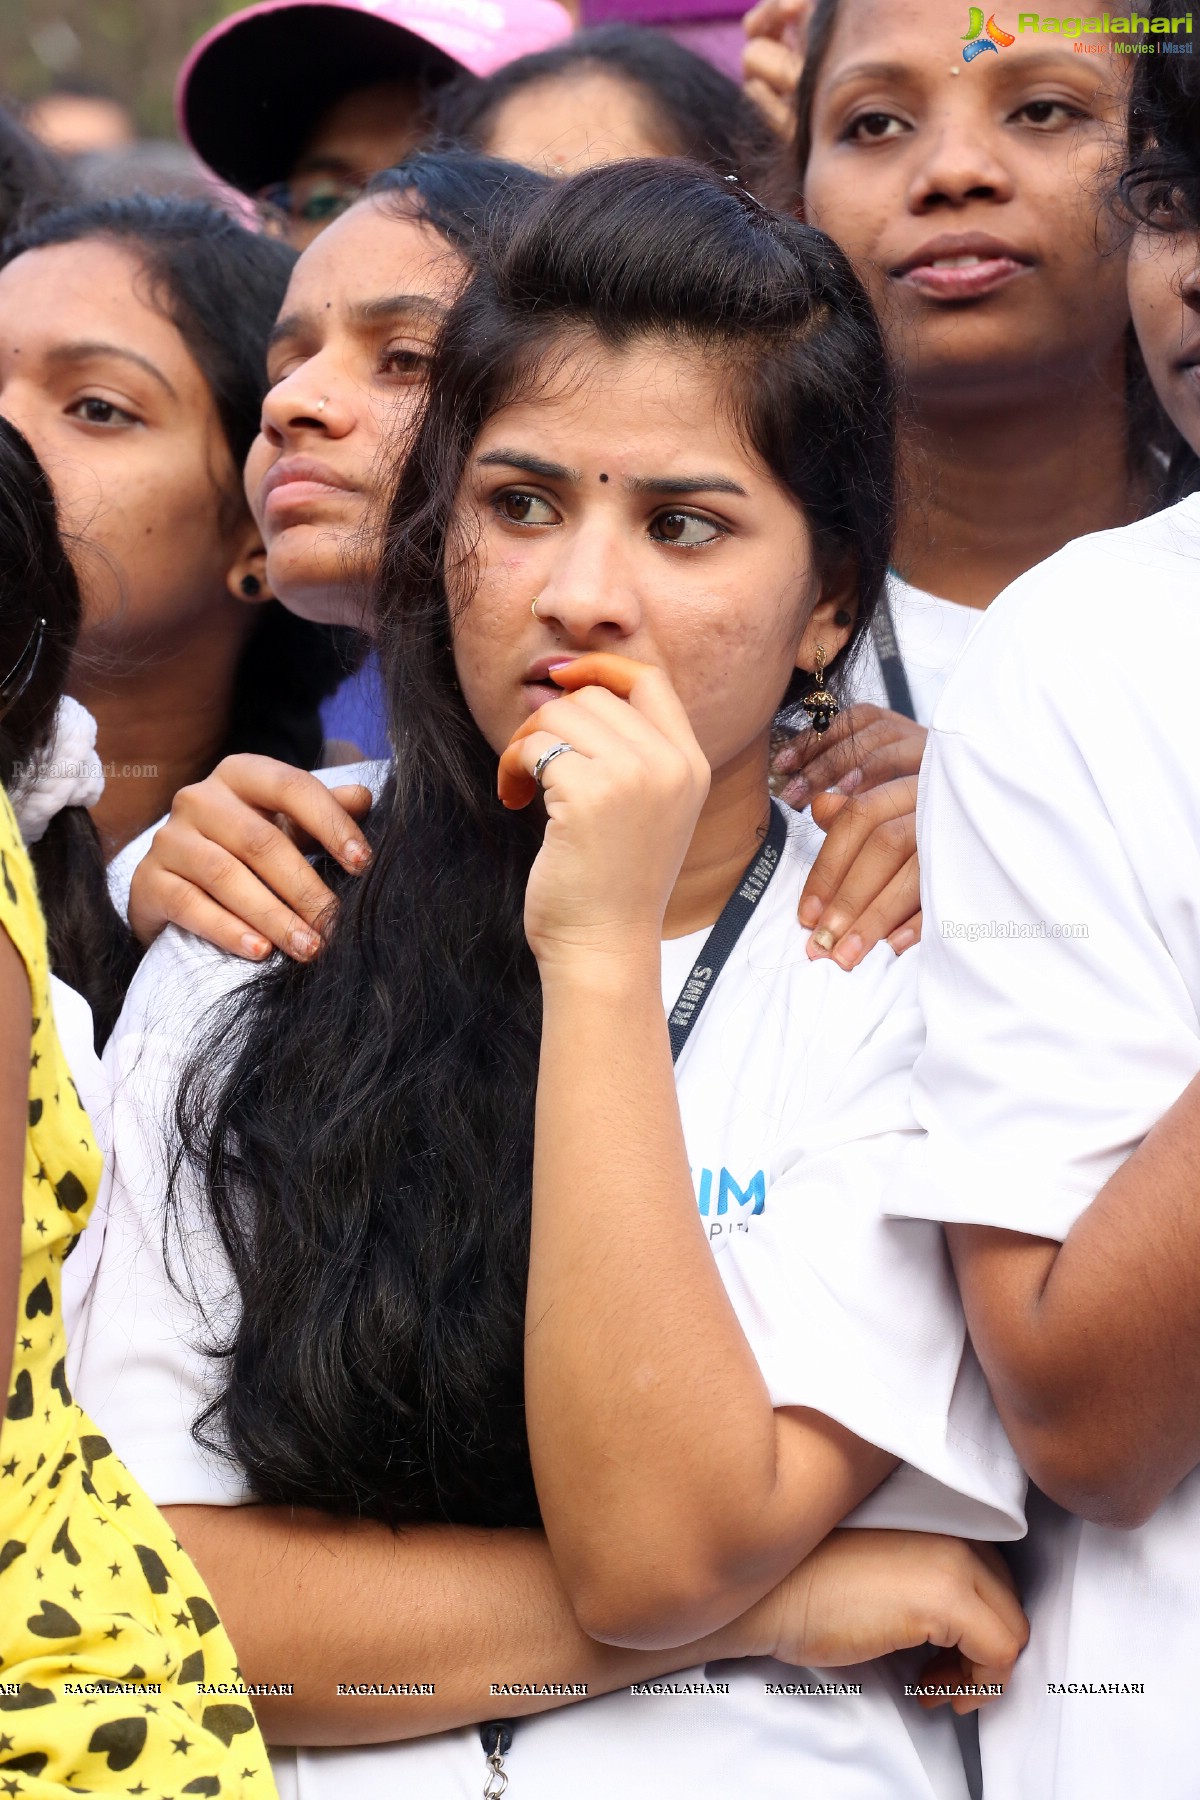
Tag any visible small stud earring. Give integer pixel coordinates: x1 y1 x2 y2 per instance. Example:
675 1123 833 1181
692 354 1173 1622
801 643 840 735
240 574 262 598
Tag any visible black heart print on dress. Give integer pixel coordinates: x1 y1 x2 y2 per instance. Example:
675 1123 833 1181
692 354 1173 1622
55 1170 88 1212
0 1684 53 1711
87 1716 147 1772
187 1596 222 1636
135 1544 171 1594
200 1703 255 1746
24 1278 52 1318
50 1357 71 1406
0 1540 25 1575
5 1369 33 1419
182 1779 222 1796
26 1599 81 1638
51 1516 81 1565
0 1752 48 1776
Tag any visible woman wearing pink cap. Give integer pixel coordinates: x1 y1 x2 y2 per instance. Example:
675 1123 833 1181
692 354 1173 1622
177 0 572 245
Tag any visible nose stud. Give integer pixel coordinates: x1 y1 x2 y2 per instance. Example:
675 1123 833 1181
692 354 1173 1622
315 396 329 415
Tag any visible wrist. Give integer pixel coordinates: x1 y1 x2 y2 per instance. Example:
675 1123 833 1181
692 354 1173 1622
534 927 663 991
718 1581 785 1663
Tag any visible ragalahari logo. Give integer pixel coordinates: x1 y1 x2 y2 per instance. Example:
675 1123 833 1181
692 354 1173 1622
962 7 1017 54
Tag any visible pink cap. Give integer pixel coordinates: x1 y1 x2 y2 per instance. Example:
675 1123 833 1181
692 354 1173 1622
177 0 572 194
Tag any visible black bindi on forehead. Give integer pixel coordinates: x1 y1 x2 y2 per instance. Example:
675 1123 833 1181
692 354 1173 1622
599 472 609 483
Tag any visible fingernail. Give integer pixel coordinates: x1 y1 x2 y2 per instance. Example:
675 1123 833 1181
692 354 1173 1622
810 926 836 954
241 933 271 960
799 895 823 927
289 927 321 960
837 767 863 793
344 837 371 868
889 927 917 955
834 932 864 969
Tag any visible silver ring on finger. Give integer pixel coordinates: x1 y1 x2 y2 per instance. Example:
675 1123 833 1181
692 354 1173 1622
532 741 575 787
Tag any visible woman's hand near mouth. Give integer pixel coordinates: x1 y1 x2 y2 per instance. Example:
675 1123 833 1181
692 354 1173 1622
499 653 710 970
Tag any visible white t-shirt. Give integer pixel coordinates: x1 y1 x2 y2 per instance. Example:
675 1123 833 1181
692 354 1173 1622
852 574 984 727
77 808 1023 1800
887 492 1200 1800
85 761 386 1351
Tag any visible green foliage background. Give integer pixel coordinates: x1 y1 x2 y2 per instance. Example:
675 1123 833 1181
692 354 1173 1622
0 0 245 136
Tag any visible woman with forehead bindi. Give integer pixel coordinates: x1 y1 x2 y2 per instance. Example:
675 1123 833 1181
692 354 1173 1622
75 159 1025 1800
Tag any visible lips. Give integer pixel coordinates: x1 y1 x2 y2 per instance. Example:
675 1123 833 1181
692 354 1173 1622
519 654 576 712
891 233 1035 301
259 455 357 515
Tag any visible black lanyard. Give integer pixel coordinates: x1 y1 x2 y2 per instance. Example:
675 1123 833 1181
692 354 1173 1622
667 799 788 1064
477 801 788 1791
871 589 916 722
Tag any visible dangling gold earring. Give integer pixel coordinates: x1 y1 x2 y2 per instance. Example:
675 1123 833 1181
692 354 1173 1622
801 643 840 735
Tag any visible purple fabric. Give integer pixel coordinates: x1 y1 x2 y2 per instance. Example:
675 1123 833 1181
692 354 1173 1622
319 652 390 760
579 0 745 75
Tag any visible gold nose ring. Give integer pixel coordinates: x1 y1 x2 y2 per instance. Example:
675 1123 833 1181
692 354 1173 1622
531 596 541 619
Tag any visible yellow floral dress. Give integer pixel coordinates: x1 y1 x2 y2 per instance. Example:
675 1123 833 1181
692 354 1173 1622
0 789 278 1800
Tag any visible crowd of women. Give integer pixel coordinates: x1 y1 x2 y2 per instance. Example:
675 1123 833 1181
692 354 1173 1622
0 1 1197 1796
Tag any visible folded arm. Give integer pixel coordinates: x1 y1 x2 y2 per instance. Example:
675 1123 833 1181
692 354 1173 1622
949 1070 1200 1529
527 952 894 1650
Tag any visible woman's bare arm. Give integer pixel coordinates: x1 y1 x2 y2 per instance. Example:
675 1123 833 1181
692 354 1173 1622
164 1505 765 1745
165 1507 1028 1745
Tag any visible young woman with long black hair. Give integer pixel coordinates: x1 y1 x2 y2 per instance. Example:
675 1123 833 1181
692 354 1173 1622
886 30 1200 1800
0 195 349 857
77 161 1024 1800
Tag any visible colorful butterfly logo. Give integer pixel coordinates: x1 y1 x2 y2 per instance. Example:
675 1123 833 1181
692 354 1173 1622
962 8 1016 57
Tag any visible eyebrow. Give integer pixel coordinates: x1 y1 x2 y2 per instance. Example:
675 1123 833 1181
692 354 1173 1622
44 340 177 399
821 59 923 93
476 449 582 482
351 294 449 330
476 450 747 497
628 472 747 497
268 295 448 351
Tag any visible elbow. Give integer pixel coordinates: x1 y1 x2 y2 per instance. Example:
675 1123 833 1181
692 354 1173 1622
564 1546 738 1651
1016 1425 1171 1532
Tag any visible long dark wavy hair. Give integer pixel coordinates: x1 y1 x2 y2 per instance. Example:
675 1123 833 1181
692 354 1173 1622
173 160 896 1528
0 417 137 1041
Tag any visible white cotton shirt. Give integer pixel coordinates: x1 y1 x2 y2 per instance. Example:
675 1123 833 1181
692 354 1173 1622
77 807 1023 1800
887 492 1200 1800
852 573 985 726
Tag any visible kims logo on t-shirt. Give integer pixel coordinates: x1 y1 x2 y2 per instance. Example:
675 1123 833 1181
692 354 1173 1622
693 1167 766 1239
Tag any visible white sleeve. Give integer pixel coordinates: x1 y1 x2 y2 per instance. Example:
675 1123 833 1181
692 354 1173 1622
719 969 1025 1541
105 815 164 925
73 929 255 1508
889 546 1200 1244
103 758 390 925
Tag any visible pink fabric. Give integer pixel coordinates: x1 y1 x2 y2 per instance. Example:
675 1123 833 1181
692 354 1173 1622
176 0 573 147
